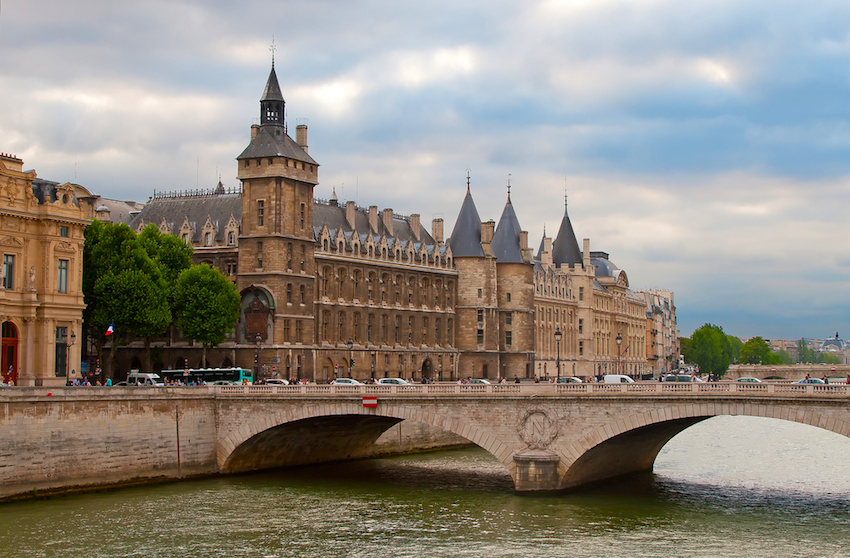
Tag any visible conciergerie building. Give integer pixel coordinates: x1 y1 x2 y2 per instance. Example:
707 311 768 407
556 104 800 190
113 64 653 382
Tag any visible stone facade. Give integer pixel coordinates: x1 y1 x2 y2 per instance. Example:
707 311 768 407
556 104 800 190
0 153 89 386
114 64 665 382
637 289 679 374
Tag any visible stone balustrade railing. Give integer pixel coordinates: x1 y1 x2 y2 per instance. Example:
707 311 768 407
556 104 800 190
3 381 849 398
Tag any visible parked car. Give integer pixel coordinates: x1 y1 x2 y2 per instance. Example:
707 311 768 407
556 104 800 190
555 377 583 383
376 378 409 385
469 378 491 384
265 379 289 385
125 372 164 386
331 378 362 385
736 377 762 383
794 378 826 384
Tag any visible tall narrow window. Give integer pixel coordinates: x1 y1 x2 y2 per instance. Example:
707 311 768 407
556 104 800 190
579 287 584 301
227 231 235 245
59 226 68 238
353 313 360 341
578 319 583 334
286 284 292 304
283 319 290 342
299 284 306 304
477 329 484 345
338 312 345 342
506 331 512 347
257 200 265 226
367 314 373 343
300 203 306 229
3 255 14 290
477 309 483 323
506 312 512 326
287 242 293 270
57 259 68 294
54 326 67 378
300 245 306 271
295 320 302 343
257 242 263 268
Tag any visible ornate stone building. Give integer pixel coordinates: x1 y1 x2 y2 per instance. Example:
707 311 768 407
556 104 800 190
119 64 654 382
0 153 88 386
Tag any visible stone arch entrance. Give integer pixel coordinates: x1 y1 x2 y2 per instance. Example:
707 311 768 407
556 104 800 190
1 321 18 385
420 357 433 379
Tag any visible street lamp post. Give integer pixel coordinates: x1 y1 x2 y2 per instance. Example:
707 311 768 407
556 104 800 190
554 327 562 382
347 337 354 377
254 333 262 382
616 332 622 375
65 330 76 385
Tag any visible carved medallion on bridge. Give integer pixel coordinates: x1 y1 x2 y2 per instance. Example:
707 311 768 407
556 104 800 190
517 407 559 450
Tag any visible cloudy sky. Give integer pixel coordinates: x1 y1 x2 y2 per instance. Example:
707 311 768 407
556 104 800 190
2 0 850 341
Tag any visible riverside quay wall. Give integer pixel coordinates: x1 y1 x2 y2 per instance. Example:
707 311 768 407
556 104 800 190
3 382 850 498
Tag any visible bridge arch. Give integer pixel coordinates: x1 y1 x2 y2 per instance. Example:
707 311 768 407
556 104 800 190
558 400 850 490
217 402 518 478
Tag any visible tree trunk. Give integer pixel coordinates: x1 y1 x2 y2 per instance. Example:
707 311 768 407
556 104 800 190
202 344 207 369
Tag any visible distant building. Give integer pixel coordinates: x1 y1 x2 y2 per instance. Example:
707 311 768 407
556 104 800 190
0 152 89 386
637 289 678 374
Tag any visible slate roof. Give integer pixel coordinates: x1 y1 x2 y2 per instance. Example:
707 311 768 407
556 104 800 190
262 66 285 102
490 195 526 263
313 201 436 249
448 187 485 258
552 202 582 267
236 125 317 164
129 194 241 243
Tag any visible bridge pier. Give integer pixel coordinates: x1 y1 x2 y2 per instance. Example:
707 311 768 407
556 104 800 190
513 450 561 492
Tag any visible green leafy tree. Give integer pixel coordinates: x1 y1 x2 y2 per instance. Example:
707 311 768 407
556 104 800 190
775 349 794 365
796 339 816 363
727 335 743 364
818 353 841 365
740 337 783 365
174 264 241 368
137 224 193 370
681 323 737 377
83 221 170 377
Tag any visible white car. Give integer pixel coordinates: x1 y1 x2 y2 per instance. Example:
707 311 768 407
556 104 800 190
376 378 409 385
331 378 362 385
469 378 491 384
265 379 289 385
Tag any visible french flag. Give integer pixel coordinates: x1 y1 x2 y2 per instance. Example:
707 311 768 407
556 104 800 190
105 323 114 336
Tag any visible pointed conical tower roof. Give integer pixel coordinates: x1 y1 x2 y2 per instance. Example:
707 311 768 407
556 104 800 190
259 65 285 126
448 180 485 258
490 193 525 263
552 199 582 267
536 225 547 260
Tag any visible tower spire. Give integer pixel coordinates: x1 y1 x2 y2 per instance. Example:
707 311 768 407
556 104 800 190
466 168 471 194
507 173 512 199
270 36 276 68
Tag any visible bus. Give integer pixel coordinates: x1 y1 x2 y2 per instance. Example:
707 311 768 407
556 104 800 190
159 367 253 385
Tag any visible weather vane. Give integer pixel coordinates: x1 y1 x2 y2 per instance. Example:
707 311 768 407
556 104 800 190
270 35 277 67
507 173 512 196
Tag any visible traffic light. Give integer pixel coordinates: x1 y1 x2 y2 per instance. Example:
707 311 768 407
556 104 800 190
349 358 355 367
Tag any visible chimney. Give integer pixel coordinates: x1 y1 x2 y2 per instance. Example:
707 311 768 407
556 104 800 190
346 201 357 230
520 230 530 261
409 214 421 242
369 206 379 233
481 220 495 257
251 124 260 141
432 218 444 244
583 238 591 269
296 124 308 153
481 220 495 244
542 236 553 267
382 208 394 237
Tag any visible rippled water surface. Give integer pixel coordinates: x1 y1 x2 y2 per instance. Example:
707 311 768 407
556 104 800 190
2 416 850 557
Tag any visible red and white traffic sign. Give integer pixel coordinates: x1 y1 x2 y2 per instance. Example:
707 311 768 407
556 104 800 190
362 396 377 408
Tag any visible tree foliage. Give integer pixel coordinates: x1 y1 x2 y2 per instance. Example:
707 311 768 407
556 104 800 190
83 221 171 376
681 323 738 376
174 264 241 367
818 352 841 365
797 339 816 363
739 336 783 365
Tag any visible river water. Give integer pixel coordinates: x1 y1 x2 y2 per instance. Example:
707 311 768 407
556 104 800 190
2 416 850 558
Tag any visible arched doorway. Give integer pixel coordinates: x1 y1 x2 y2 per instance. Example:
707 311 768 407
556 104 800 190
1 321 18 385
420 357 433 380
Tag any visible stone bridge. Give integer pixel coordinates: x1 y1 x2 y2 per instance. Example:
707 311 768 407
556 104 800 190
2 382 850 498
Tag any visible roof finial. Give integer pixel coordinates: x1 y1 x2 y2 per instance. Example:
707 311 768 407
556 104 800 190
465 168 471 194
507 173 512 198
270 35 277 68
564 175 568 208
